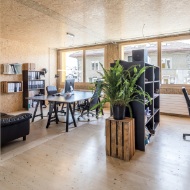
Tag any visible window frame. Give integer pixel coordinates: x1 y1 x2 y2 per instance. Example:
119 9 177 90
119 34 190 88
57 45 107 90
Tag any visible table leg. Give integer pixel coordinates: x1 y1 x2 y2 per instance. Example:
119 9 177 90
66 103 70 132
32 100 40 122
54 102 59 124
46 101 56 128
40 100 43 119
69 103 76 128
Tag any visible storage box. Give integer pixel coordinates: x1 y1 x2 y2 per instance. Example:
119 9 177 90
22 63 35 71
105 117 135 161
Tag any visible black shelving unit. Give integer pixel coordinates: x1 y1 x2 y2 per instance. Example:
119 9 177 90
112 60 160 151
22 70 45 109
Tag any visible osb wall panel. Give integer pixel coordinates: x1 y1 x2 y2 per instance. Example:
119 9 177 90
106 43 119 68
0 38 56 113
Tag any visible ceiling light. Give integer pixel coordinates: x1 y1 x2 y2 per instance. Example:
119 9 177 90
66 32 75 38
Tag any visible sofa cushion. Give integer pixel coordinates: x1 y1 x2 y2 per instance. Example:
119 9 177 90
1 113 32 127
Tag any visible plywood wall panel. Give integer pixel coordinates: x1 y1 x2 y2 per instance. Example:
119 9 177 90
0 38 56 113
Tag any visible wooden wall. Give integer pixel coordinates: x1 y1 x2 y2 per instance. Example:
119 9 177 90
0 38 57 113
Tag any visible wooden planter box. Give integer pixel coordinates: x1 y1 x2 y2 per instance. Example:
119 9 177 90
105 117 135 161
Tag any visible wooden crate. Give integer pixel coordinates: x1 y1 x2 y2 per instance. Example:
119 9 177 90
105 117 135 161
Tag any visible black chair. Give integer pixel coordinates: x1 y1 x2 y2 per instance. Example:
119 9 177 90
182 87 190 140
46 86 66 114
77 81 103 121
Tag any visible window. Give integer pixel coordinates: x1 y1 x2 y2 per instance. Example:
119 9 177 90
58 47 105 84
59 50 83 82
121 42 158 66
161 39 190 84
85 48 104 82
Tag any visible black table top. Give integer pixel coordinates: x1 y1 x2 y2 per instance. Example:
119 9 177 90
27 91 93 103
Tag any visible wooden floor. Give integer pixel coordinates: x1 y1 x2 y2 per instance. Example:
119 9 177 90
1 109 190 190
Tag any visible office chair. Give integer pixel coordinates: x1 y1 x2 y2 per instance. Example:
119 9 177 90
46 86 66 114
182 87 190 140
77 81 103 121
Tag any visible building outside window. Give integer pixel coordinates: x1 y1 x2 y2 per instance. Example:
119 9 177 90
59 50 83 82
58 47 105 83
85 48 104 82
121 42 158 66
161 39 190 84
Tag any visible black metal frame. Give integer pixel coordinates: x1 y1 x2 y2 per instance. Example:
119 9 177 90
31 100 76 132
182 87 190 140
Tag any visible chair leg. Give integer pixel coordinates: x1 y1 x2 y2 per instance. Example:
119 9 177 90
23 136 26 141
183 134 190 140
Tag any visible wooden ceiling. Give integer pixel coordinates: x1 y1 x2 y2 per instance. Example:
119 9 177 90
1 0 190 49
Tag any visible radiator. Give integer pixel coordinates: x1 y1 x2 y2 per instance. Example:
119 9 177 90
160 94 188 115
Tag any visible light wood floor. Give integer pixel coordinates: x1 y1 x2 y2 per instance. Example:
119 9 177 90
1 109 190 190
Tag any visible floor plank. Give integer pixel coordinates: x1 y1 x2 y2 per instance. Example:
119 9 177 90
1 110 190 190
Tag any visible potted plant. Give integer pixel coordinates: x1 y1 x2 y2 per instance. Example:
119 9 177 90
93 60 151 120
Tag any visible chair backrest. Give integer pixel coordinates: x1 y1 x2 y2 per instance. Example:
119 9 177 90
182 87 190 115
46 86 57 95
89 81 103 109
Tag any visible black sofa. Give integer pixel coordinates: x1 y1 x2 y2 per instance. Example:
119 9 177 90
1 112 32 145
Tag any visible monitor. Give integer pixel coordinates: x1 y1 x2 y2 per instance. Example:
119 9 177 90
64 78 75 94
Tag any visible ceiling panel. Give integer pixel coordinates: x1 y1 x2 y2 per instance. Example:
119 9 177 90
0 0 190 48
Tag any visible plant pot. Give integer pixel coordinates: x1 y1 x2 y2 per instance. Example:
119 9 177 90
112 105 125 120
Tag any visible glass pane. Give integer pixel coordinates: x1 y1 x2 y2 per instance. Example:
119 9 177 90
85 48 104 83
123 42 158 66
161 39 190 84
61 50 83 82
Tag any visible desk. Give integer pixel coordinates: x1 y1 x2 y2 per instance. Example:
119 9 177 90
27 91 93 132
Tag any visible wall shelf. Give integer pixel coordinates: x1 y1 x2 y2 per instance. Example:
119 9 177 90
3 63 22 74
1 81 23 93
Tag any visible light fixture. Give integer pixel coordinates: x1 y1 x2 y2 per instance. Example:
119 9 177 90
66 32 75 38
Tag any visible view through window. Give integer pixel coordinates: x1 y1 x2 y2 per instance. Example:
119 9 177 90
85 48 104 82
161 39 190 84
60 50 83 82
122 42 158 66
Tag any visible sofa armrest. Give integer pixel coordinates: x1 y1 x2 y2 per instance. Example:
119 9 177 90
1 113 32 127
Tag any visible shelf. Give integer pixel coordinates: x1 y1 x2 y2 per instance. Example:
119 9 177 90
145 81 153 84
154 108 160 114
29 88 45 91
145 115 153 125
3 63 22 74
117 59 160 151
154 122 159 129
154 94 159 99
22 67 46 109
29 79 45 81
1 81 23 93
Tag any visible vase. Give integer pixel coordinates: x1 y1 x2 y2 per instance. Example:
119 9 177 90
112 105 125 120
